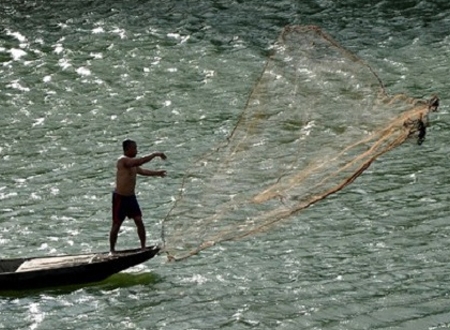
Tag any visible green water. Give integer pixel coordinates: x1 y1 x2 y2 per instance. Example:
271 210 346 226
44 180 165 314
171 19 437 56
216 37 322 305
1 1 450 329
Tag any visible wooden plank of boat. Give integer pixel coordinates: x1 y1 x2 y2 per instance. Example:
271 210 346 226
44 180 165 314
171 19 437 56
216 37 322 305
0 246 160 291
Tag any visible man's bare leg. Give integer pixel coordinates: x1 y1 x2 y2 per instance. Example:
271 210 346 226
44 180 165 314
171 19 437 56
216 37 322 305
133 216 146 250
109 222 122 253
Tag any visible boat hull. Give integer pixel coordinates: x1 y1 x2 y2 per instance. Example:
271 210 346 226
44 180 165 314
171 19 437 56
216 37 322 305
0 246 160 291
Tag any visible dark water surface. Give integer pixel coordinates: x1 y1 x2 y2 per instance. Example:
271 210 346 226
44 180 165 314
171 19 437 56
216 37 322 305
1 1 450 329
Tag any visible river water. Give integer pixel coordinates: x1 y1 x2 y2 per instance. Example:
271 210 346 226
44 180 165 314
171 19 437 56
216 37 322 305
1 1 450 329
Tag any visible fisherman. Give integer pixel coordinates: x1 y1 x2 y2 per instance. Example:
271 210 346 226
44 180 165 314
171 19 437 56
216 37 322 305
110 139 167 253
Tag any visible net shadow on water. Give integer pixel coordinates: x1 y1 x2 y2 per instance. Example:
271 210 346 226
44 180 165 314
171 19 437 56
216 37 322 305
161 25 439 261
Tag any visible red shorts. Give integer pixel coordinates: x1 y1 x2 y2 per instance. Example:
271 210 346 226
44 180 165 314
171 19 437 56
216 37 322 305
112 192 142 224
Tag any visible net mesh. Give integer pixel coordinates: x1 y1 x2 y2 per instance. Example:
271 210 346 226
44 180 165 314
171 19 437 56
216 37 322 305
161 25 438 261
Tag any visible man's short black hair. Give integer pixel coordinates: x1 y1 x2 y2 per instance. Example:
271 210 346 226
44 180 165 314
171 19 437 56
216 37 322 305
122 139 136 152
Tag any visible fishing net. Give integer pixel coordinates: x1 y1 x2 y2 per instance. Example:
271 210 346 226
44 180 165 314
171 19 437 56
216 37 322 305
161 25 439 261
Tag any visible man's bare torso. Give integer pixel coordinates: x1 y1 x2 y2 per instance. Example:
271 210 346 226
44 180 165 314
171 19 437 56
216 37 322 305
115 156 138 196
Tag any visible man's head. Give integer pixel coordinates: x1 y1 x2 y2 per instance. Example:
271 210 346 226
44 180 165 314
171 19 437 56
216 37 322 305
122 139 137 157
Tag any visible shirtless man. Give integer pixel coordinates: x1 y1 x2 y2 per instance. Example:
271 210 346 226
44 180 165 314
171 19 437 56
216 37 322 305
110 139 167 253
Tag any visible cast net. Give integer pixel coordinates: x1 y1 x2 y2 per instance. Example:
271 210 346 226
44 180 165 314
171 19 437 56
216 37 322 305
161 25 438 261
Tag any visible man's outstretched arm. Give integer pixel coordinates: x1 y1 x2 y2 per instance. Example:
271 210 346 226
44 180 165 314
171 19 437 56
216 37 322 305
123 152 167 168
137 168 167 177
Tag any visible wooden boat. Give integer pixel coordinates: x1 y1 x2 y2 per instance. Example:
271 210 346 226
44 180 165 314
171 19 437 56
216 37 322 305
0 246 160 291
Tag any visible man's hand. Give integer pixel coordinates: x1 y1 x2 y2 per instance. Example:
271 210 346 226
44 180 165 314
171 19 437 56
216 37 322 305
159 170 167 177
158 152 167 160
